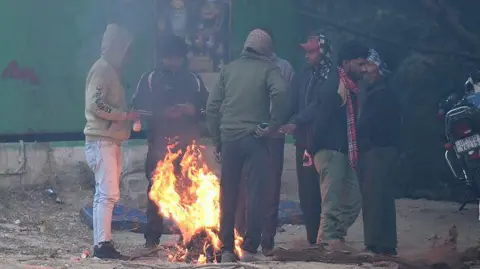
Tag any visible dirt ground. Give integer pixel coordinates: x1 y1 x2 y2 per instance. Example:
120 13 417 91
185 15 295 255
1 166 480 269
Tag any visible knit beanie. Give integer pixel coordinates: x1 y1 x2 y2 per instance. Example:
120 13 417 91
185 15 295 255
243 29 273 57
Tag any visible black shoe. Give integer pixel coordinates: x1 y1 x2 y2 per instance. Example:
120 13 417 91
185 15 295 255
364 245 397 256
221 251 237 263
94 241 129 260
379 247 397 256
364 245 380 254
145 239 160 250
262 248 274 257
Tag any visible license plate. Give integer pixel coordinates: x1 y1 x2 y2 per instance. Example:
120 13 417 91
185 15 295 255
455 134 480 153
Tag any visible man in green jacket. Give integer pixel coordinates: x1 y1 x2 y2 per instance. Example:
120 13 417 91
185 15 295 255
206 28 289 262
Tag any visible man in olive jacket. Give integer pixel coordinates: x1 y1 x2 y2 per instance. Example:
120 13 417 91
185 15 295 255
206 28 289 262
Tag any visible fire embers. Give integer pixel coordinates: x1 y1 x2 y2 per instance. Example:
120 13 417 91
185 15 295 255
149 140 242 264
165 228 220 263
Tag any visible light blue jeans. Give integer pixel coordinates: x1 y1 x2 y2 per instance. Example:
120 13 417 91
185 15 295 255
85 140 122 246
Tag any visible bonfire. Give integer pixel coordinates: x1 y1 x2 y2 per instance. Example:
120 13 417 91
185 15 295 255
149 140 243 264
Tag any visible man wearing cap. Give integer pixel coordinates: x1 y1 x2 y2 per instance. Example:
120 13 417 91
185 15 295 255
357 49 399 255
279 34 333 246
206 28 289 262
308 40 369 251
131 35 208 249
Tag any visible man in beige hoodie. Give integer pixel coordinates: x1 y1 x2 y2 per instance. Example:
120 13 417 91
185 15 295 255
84 23 138 260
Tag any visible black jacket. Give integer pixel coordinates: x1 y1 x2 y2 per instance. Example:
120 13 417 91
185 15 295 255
357 78 400 152
308 69 361 155
131 68 208 146
289 67 338 148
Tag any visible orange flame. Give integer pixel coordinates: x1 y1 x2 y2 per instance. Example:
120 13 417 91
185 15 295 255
149 140 243 263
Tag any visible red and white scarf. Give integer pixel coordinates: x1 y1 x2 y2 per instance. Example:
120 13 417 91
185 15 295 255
338 67 360 169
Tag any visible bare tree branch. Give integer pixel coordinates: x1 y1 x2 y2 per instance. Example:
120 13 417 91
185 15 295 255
420 0 480 52
299 9 480 62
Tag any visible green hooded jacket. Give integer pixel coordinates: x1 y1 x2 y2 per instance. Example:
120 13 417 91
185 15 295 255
206 50 289 145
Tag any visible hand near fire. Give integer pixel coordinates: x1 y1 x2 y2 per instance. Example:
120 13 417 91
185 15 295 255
214 144 222 163
124 111 140 121
163 106 183 119
279 123 296 135
302 150 313 167
176 103 196 116
163 103 196 119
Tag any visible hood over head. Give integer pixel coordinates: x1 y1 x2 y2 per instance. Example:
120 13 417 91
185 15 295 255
243 29 273 57
101 24 134 70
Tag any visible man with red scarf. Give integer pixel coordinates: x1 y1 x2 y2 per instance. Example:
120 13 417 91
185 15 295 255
308 40 369 252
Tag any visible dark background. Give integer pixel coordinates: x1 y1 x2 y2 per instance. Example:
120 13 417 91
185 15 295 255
297 0 480 201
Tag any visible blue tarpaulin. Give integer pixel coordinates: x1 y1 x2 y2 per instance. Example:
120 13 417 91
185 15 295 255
80 201 303 234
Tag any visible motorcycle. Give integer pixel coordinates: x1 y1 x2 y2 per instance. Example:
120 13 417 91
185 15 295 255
438 70 480 211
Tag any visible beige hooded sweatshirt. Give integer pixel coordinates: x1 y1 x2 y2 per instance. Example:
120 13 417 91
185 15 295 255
84 24 134 144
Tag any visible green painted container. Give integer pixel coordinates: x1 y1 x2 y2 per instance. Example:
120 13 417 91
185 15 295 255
0 0 300 138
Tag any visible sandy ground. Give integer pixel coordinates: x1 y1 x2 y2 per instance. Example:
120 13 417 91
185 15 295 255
0 180 479 269
0 144 479 268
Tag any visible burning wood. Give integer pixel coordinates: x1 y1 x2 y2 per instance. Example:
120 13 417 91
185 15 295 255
149 141 243 264
164 228 222 263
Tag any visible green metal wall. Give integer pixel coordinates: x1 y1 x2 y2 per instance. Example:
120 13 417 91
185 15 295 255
230 0 302 68
0 0 300 137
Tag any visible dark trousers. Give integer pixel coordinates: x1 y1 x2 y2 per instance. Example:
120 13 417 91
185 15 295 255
358 147 398 249
143 143 185 243
234 164 249 238
295 146 321 245
220 135 269 253
234 137 285 250
144 149 164 243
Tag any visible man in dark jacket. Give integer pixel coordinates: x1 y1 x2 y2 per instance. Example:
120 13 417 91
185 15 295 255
309 41 369 252
357 49 399 256
279 34 333 246
130 35 208 249
206 29 289 262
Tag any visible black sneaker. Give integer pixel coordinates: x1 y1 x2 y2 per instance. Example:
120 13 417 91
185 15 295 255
380 247 397 256
145 239 160 250
364 245 380 254
364 245 397 256
262 248 274 257
94 241 129 260
221 251 237 263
